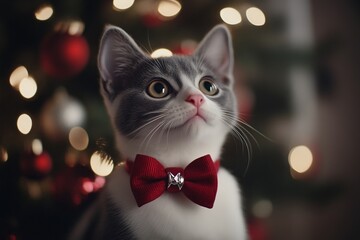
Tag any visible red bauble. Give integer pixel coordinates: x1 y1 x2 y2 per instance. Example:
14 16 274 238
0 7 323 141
20 152 52 180
52 164 105 206
142 13 163 28
40 31 89 78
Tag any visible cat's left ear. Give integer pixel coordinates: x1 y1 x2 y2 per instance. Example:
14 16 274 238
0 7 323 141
194 25 234 83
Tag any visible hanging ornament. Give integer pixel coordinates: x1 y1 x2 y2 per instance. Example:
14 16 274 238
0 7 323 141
40 20 89 78
247 218 269 240
20 151 52 180
142 12 164 28
41 88 86 140
52 163 105 206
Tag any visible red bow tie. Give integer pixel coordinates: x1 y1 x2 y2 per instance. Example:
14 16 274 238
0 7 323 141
125 154 220 209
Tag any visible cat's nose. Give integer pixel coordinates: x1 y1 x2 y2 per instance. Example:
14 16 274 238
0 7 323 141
186 94 205 107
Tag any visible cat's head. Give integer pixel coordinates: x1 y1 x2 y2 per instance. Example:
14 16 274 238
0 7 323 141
98 25 237 164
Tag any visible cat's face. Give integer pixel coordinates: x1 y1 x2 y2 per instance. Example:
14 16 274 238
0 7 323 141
98 25 237 161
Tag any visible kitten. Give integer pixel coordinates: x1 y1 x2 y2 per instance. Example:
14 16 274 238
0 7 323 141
69 25 247 240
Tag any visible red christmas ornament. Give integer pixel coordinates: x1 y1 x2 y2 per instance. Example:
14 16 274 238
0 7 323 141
40 24 89 78
52 164 105 206
142 13 163 28
20 152 52 180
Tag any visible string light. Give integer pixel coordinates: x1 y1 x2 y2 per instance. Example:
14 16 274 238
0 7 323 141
220 7 242 25
32 139 43 155
252 199 273 218
151 48 173 58
68 127 89 151
246 7 266 26
9 66 28 89
19 76 37 99
158 0 182 18
0 147 8 162
35 4 54 21
113 0 135 10
288 145 313 173
17 113 32 135
90 151 114 177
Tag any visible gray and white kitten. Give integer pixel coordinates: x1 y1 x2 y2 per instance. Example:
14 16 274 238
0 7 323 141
70 25 247 240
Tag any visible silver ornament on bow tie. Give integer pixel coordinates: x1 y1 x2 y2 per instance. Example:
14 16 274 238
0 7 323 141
167 172 184 190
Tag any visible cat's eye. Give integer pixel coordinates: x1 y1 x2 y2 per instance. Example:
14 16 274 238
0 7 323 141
199 78 219 96
147 80 170 98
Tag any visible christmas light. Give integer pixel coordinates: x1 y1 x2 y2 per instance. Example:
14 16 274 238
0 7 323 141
0 147 8 162
68 127 89 151
19 76 37 99
157 0 182 18
220 7 242 25
246 7 266 26
288 145 313 173
113 0 135 10
59 99 86 130
9 66 28 89
68 21 85 36
17 113 32 135
252 199 273 218
32 139 43 155
35 4 54 21
90 151 114 177
151 48 173 58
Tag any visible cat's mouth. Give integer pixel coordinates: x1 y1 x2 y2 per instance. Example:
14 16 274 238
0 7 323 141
172 112 208 131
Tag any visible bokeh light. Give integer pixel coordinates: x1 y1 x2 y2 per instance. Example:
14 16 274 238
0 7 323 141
220 7 242 25
32 139 43 155
59 99 86 130
246 7 266 26
113 0 135 10
288 145 313 173
17 113 32 135
151 48 173 58
9 66 28 89
90 151 114 177
1 147 8 162
68 21 85 36
157 0 182 18
252 199 273 218
68 127 89 151
19 76 37 99
35 4 54 21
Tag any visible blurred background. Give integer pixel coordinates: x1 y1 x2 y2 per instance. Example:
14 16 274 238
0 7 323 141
0 0 359 239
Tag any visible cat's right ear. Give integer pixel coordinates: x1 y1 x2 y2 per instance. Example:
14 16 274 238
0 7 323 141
98 25 147 99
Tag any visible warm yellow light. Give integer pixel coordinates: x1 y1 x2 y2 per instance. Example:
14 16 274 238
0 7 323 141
17 113 32 135
158 0 182 17
288 145 313 173
220 7 242 25
19 76 37 99
35 4 54 21
68 21 85 35
32 139 43 155
90 151 114 177
113 0 135 10
10 66 28 89
246 7 266 26
1 147 8 162
151 48 173 58
68 127 89 151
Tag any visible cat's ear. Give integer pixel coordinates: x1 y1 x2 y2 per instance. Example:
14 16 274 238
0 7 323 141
194 25 234 81
98 25 147 98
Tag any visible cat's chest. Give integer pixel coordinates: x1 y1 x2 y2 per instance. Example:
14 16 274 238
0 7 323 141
106 167 246 240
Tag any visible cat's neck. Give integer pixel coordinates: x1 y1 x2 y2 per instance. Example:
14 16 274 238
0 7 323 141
116 132 226 168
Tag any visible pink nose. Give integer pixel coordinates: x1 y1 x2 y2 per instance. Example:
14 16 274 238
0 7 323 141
186 94 205 107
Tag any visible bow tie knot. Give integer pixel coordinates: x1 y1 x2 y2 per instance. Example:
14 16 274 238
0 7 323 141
125 154 220 209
